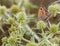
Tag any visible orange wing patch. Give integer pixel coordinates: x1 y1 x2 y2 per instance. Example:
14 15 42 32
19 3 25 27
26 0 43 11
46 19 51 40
38 9 43 16
38 7 43 16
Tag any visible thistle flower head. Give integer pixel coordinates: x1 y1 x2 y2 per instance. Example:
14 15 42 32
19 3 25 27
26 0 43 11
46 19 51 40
49 24 58 34
10 25 16 32
10 5 20 14
2 37 8 43
8 17 14 24
48 4 60 17
37 20 46 30
17 12 27 23
0 6 6 15
8 36 16 44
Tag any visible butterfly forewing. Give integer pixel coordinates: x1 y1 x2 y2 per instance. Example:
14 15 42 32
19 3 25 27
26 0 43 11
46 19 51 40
38 7 49 20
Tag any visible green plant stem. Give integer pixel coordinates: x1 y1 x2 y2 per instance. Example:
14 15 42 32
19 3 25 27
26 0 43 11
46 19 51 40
47 33 53 38
25 25 40 41
22 37 37 45
0 26 5 33
22 37 31 43
14 13 40 42
41 29 54 46
45 39 54 46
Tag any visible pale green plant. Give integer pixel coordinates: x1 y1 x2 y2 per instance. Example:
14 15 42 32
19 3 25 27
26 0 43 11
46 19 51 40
0 0 60 46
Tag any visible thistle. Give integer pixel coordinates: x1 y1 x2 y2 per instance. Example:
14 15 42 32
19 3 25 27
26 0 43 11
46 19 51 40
8 36 16 44
49 24 58 34
48 4 60 17
0 6 6 15
10 5 20 14
10 25 16 32
17 12 27 23
8 17 14 25
2 37 8 43
37 20 46 30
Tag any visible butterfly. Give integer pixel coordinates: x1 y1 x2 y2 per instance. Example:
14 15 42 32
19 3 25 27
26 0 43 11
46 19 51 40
38 7 49 20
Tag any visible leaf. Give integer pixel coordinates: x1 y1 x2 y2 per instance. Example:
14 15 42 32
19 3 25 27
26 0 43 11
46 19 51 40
30 35 35 42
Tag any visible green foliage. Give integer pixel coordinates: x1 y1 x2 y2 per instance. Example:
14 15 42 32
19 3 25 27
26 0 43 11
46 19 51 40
50 37 59 43
26 43 36 46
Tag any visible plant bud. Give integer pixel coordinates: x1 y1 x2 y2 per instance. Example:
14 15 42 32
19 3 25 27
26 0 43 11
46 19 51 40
49 24 58 34
17 12 26 23
8 17 14 24
10 5 19 14
8 36 16 44
2 37 8 43
48 4 60 17
10 25 16 32
0 6 6 15
37 20 46 30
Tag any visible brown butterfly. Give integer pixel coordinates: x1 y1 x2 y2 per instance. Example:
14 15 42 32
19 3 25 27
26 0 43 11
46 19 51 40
38 7 49 20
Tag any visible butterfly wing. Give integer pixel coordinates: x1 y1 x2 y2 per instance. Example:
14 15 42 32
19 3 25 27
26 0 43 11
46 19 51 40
38 7 49 20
